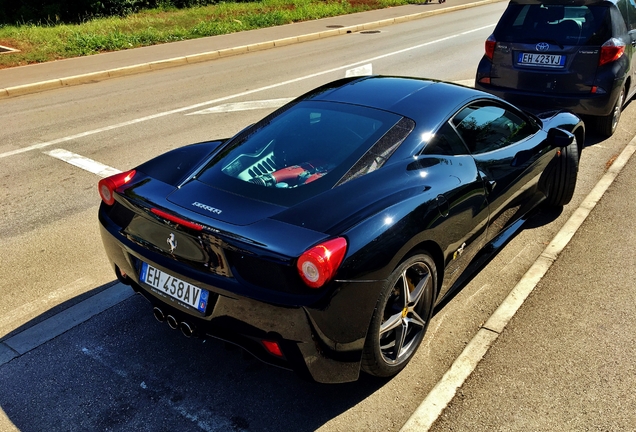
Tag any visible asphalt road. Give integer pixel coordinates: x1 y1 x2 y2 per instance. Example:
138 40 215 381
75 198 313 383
1 1 635 431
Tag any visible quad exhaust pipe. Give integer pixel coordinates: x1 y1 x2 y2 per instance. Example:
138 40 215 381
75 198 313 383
153 307 165 322
179 321 195 338
153 307 196 337
166 314 179 330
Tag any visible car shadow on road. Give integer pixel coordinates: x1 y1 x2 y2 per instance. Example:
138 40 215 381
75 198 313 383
581 129 608 148
433 202 564 314
0 288 385 432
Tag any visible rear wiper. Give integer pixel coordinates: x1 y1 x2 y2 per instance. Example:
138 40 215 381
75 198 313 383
526 38 564 50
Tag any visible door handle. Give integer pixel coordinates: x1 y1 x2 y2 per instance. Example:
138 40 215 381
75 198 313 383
479 170 497 194
436 194 450 217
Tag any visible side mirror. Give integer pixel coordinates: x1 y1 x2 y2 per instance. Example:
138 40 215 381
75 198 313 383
547 128 574 148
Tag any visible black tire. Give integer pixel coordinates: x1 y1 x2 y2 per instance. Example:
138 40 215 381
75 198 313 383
361 253 436 378
545 135 579 207
596 85 624 137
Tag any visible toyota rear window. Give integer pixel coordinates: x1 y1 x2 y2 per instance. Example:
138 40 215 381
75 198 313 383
495 4 612 46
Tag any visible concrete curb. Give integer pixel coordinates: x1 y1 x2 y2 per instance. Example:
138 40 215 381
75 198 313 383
400 137 636 431
0 0 500 100
0 283 134 366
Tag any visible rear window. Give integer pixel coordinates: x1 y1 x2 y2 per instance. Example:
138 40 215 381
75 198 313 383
495 4 612 46
195 100 409 206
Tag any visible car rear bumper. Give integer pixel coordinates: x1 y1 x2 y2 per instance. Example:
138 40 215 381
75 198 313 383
99 210 381 384
475 81 621 117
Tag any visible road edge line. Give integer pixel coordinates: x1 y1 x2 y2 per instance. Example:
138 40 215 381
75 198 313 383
0 0 502 99
400 136 636 432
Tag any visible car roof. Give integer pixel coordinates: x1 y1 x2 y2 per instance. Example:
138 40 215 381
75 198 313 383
302 76 486 125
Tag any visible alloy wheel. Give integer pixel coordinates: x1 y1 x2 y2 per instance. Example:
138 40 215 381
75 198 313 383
379 260 432 365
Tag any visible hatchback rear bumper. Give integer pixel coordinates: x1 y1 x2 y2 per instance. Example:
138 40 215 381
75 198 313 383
475 81 622 118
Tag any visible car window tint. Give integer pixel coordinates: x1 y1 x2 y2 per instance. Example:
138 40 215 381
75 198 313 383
421 122 468 156
452 104 533 154
196 101 404 206
495 4 612 46
337 117 415 186
217 104 386 186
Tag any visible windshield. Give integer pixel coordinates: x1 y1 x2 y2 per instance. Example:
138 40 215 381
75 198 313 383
195 100 407 206
495 4 612 46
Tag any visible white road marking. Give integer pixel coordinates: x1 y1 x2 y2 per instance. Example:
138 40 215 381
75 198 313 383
400 135 636 431
345 63 373 77
500 244 531 273
81 346 128 378
453 79 475 87
0 24 493 160
187 97 294 115
44 149 121 177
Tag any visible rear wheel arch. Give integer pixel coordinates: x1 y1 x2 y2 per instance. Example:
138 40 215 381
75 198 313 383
361 250 438 377
393 240 444 299
596 83 625 137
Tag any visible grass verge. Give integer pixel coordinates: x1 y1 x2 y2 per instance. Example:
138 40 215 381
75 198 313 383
0 0 425 69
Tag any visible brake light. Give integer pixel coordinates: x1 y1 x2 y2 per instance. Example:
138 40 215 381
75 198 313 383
262 340 283 357
485 34 497 60
599 38 625 66
297 237 347 288
98 170 136 205
151 208 203 231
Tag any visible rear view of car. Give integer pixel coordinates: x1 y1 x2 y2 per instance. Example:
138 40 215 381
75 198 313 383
476 0 635 136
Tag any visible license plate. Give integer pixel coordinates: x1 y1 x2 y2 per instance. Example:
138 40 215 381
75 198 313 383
140 262 209 313
518 52 565 67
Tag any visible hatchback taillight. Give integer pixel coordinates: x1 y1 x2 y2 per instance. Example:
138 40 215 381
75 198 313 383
297 237 347 288
599 38 625 66
98 170 136 205
485 34 497 60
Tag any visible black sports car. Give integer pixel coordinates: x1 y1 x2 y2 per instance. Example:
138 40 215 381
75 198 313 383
98 76 583 383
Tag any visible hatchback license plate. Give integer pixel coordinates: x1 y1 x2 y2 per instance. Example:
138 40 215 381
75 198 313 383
518 52 565 67
140 262 209 313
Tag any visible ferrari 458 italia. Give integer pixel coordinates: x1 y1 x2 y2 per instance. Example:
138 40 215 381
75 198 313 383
98 76 584 383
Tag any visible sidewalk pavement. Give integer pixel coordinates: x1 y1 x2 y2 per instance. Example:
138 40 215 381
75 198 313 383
0 0 501 99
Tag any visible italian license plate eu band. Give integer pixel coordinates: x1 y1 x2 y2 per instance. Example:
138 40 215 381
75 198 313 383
518 52 565 67
140 262 209 313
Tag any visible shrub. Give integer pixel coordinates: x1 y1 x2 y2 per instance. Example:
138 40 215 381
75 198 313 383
0 0 225 24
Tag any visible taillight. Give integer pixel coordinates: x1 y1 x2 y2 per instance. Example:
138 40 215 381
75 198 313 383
262 340 283 357
599 38 625 66
151 208 203 231
297 237 347 288
98 170 136 205
485 34 497 60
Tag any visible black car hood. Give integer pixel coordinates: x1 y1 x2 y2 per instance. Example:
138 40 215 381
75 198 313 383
167 180 285 226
